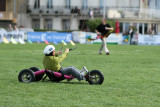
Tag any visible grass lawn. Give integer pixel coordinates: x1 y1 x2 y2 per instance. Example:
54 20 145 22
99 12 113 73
0 43 160 107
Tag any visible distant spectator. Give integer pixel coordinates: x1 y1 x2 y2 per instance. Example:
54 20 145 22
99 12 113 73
89 9 94 19
19 25 25 28
14 25 19 32
7 24 13 32
74 7 78 13
148 27 154 36
71 7 80 14
128 26 134 44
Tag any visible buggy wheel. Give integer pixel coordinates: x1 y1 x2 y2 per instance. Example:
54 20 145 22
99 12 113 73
18 69 35 83
29 67 43 81
29 67 40 72
86 70 104 85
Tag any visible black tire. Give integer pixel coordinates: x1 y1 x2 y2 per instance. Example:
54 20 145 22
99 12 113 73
29 67 40 72
86 70 104 85
29 67 43 81
18 69 35 83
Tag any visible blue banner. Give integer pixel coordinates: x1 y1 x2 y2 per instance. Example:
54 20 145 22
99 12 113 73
27 32 72 43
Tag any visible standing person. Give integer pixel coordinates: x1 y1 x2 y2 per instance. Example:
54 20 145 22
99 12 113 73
128 26 134 44
148 26 154 36
7 24 13 32
95 18 113 55
42 45 88 81
14 25 19 32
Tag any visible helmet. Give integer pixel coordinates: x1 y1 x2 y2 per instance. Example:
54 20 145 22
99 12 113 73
43 45 55 55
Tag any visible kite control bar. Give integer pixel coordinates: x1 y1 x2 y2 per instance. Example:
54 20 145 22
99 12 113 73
69 47 78 51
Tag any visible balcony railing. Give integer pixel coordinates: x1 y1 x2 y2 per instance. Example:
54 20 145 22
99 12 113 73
0 11 14 20
27 6 160 19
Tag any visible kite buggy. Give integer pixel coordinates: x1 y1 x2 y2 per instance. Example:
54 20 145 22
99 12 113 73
18 67 104 85
18 47 104 85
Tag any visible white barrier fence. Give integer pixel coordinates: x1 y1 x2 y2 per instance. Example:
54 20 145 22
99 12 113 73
1 30 160 45
72 31 123 44
0 31 24 42
72 31 160 45
138 35 160 45
0 33 2 42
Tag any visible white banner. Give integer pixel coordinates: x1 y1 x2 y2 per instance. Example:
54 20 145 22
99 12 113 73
0 32 2 42
138 35 160 45
0 31 24 42
92 33 123 44
72 31 123 44
72 31 86 44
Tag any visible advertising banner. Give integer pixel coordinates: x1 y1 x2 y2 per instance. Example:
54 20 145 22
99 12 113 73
0 31 24 42
27 32 46 42
138 35 160 45
0 32 2 42
92 33 123 44
3 31 24 41
72 31 86 44
27 32 72 43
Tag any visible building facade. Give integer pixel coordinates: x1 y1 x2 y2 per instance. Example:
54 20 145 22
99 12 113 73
17 0 160 34
0 0 27 28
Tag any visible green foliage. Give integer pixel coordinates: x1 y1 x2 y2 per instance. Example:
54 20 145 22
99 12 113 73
131 26 137 31
0 43 160 106
86 18 116 32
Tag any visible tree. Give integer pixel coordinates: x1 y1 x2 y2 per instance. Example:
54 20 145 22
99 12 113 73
86 18 115 32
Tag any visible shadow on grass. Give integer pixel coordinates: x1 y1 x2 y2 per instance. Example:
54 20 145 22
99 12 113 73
41 80 89 85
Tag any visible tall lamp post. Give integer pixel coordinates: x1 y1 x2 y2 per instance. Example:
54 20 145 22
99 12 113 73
13 0 16 23
103 0 106 18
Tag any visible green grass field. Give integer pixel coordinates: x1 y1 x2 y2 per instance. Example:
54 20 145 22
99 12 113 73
0 43 160 107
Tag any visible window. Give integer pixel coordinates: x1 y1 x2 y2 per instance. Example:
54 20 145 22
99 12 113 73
34 0 40 9
148 0 156 9
82 0 88 10
0 0 6 11
32 19 40 29
106 0 140 8
130 0 140 8
106 0 117 7
119 22 123 33
100 0 104 8
155 24 158 34
155 0 160 10
47 0 53 9
44 19 52 30
139 23 143 34
62 19 70 31
66 0 70 9
124 22 130 32
118 0 130 8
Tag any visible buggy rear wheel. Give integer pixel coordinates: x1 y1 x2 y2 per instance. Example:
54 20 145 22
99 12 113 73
29 67 43 81
86 70 104 85
18 69 35 83
29 67 40 72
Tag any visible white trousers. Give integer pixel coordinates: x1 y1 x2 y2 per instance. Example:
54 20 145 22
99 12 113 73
99 38 109 53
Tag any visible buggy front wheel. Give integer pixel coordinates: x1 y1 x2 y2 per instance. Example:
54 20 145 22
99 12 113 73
86 70 104 85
